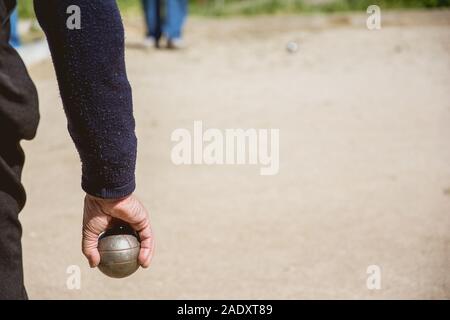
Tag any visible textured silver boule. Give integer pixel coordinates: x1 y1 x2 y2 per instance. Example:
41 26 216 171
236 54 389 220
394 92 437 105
98 226 140 278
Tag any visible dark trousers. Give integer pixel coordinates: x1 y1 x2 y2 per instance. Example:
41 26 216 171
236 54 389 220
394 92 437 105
0 0 39 299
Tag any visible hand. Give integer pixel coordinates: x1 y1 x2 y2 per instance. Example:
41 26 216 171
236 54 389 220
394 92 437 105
82 194 154 268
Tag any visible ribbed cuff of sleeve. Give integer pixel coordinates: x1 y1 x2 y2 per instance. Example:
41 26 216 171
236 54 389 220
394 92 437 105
81 178 136 199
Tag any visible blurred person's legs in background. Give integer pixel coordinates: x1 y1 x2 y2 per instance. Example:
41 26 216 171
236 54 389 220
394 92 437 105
142 0 162 47
9 6 19 48
164 0 187 48
0 0 39 299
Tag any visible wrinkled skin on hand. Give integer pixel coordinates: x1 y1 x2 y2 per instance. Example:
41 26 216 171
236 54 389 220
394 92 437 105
82 194 154 268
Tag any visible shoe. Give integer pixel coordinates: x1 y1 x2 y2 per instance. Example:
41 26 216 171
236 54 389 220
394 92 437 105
167 38 185 50
143 36 159 49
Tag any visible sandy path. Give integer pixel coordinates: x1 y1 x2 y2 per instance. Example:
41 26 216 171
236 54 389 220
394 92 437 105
21 11 450 299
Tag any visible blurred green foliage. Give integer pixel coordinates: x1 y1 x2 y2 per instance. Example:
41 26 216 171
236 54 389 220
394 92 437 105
15 0 450 19
16 0 141 18
190 0 450 16
17 0 34 18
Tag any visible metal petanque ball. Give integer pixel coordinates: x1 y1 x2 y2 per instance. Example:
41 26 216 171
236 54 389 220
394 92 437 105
98 223 140 278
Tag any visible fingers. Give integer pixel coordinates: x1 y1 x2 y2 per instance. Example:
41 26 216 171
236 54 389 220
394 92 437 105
82 195 112 268
137 224 154 268
84 194 155 269
82 226 101 268
109 196 155 268
109 196 147 227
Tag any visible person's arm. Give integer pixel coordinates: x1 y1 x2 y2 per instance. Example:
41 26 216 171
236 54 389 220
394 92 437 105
34 0 136 198
34 0 153 268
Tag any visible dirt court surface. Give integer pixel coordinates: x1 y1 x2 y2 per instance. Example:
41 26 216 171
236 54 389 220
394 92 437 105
22 11 450 299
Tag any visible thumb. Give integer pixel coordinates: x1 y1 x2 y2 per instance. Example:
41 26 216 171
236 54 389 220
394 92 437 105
82 227 101 268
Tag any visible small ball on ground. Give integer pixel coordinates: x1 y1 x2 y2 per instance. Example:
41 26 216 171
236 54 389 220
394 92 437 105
286 41 299 53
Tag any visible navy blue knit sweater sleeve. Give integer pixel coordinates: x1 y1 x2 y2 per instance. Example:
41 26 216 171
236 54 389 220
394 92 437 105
33 0 137 198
